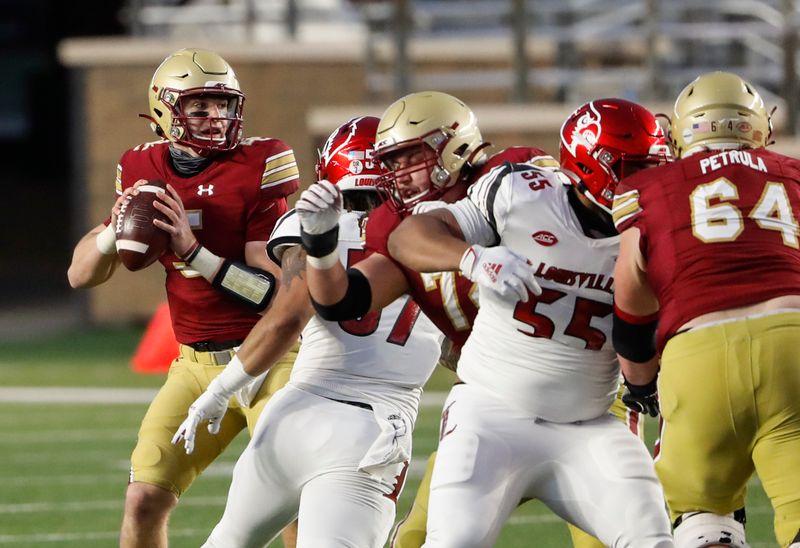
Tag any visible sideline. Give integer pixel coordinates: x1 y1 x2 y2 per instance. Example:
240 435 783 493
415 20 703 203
0 387 449 407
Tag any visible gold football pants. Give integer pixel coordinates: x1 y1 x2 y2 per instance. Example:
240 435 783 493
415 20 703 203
657 311 800 547
129 341 298 496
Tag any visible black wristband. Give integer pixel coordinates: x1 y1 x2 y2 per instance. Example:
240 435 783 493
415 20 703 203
300 225 340 258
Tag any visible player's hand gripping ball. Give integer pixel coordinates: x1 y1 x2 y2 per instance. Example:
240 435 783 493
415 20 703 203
115 180 170 271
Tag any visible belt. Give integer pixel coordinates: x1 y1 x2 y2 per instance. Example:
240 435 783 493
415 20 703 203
187 339 243 352
327 397 373 411
179 344 238 366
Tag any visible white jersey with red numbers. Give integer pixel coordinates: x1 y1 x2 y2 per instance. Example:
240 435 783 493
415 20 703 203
445 162 620 423
268 208 443 425
204 210 443 548
423 162 671 548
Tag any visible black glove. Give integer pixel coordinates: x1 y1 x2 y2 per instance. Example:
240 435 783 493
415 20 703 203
621 377 659 417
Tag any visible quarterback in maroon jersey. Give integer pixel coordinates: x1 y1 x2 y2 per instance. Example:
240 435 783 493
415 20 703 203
67 49 299 548
612 72 800 548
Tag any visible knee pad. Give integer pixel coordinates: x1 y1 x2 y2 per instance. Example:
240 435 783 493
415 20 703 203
673 512 747 548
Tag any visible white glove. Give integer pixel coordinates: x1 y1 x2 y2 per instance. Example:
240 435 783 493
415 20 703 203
295 180 342 235
171 355 255 455
459 244 542 302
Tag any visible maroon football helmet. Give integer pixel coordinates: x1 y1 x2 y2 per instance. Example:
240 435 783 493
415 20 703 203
559 98 670 213
317 116 384 191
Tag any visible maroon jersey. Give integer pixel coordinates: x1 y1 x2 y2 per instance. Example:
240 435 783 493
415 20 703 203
613 147 800 350
114 138 300 343
364 147 556 348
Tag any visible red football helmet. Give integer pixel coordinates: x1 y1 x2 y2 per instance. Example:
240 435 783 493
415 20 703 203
317 116 384 191
559 98 670 213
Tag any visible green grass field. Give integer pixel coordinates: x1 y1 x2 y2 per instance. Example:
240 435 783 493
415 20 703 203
0 326 779 547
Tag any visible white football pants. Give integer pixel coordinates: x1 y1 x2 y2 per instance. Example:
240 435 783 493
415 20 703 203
423 383 673 548
204 384 405 548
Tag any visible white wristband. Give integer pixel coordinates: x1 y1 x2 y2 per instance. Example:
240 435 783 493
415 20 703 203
306 249 341 270
458 244 482 280
95 224 117 255
188 246 224 282
213 355 257 395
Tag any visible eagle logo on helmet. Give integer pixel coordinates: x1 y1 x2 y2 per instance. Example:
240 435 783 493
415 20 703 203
563 102 602 158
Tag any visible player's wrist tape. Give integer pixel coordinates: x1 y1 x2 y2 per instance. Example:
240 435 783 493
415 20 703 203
211 355 257 396
211 261 276 311
311 267 372 320
96 224 117 255
187 246 276 311
612 305 658 362
458 244 483 280
300 224 339 258
306 249 340 270
187 246 224 282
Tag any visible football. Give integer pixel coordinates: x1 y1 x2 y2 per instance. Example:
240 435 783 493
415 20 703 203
115 180 171 271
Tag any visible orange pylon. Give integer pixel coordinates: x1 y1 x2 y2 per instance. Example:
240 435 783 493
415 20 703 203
131 302 178 374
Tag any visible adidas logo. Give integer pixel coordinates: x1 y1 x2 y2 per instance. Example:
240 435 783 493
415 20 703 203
482 262 502 282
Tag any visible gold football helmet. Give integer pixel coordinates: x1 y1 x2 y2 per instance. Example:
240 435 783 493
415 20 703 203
143 48 244 152
669 71 772 158
374 91 489 212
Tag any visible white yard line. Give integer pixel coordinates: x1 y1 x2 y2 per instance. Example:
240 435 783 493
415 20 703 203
0 528 205 544
0 387 158 404
0 387 449 407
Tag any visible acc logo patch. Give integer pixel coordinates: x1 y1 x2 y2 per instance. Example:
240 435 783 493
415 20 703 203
532 230 558 246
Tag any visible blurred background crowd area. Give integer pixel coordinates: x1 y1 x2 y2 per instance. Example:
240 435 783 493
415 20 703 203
4 0 800 337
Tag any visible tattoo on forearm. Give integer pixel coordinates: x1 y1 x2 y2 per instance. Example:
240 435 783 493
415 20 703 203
281 247 307 286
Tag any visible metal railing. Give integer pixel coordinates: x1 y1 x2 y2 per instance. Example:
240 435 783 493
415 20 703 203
121 0 800 133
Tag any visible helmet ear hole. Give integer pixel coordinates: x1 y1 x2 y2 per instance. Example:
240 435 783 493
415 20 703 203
453 143 469 158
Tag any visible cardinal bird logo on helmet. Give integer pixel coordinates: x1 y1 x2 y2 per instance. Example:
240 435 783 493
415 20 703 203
563 102 603 158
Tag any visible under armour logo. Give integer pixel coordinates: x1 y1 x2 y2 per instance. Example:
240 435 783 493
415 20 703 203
197 185 214 196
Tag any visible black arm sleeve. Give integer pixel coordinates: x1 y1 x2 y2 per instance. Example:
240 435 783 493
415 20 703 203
311 267 372 320
612 311 658 362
